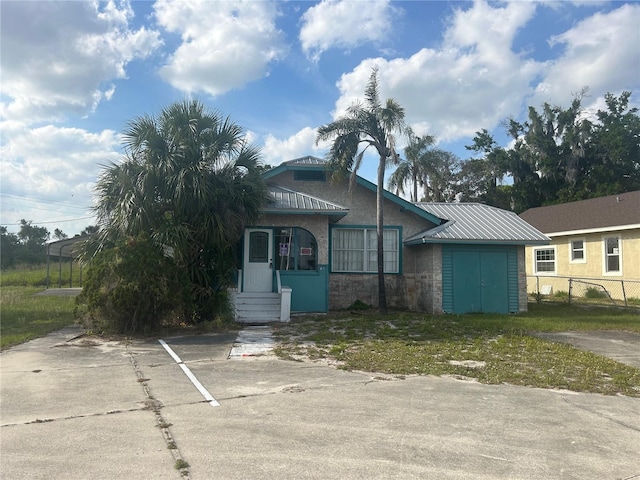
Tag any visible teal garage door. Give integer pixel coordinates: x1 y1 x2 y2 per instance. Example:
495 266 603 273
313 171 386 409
443 245 518 314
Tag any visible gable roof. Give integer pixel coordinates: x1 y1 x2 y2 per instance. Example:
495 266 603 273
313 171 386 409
264 185 348 219
405 203 549 246
262 156 443 226
519 190 640 235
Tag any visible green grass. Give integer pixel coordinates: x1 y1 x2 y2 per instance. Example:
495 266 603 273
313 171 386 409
0 287 77 349
274 303 640 397
1 262 84 288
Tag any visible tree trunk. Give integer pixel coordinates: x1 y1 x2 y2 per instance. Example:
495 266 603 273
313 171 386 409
377 156 388 313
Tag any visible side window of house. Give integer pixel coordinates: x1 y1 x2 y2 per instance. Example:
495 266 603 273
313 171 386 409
603 236 621 274
570 238 586 263
275 227 317 271
534 247 556 274
331 227 399 274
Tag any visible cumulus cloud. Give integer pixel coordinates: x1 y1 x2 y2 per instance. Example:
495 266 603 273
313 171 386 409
155 0 287 96
532 3 640 107
0 123 121 233
331 1 540 141
328 1 638 143
0 0 161 124
261 127 327 165
299 0 399 62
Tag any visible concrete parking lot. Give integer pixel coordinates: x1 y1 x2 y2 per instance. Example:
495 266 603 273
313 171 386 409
1 326 639 480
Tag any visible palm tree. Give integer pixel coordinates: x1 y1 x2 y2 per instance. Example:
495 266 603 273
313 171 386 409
387 131 436 202
316 67 407 313
92 99 269 319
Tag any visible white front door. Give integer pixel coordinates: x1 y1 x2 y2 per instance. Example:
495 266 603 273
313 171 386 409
243 228 273 292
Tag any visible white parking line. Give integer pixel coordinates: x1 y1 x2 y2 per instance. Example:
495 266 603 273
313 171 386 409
158 339 220 407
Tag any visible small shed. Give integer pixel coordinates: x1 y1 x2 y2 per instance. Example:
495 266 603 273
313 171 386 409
406 203 549 314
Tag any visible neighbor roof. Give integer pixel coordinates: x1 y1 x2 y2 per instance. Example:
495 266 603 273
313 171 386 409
263 185 348 219
519 190 640 235
405 203 549 245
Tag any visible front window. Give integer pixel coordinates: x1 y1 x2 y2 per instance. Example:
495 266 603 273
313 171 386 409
275 227 317 271
534 247 556 274
570 239 586 263
603 236 621 274
332 227 399 273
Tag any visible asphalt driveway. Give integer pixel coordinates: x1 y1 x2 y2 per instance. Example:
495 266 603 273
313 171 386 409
1 327 639 480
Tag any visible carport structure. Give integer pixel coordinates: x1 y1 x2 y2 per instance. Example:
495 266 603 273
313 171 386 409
45 235 91 288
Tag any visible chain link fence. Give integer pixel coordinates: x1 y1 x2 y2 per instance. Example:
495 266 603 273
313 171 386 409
527 275 640 308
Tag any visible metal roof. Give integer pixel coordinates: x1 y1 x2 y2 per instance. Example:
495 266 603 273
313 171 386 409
280 155 327 167
46 234 93 258
264 185 348 217
405 203 549 245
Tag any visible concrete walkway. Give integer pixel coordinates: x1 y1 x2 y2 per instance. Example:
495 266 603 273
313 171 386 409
1 327 639 479
535 330 640 368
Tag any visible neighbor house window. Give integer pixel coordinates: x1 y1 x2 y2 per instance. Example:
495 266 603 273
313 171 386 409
603 236 621 274
332 227 399 273
275 227 317 271
534 247 556 274
570 238 586 263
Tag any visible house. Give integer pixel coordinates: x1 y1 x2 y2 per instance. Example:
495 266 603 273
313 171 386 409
230 156 549 322
519 191 640 299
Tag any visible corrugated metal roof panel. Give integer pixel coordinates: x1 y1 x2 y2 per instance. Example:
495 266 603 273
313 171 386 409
282 156 327 167
267 185 348 213
406 203 549 244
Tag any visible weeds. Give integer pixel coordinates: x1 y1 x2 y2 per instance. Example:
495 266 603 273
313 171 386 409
274 304 640 396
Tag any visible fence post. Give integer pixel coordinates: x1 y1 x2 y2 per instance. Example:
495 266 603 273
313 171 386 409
568 278 572 305
621 280 627 307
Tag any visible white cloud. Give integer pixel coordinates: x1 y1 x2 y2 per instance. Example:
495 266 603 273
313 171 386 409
155 0 287 96
0 0 161 124
329 1 639 144
332 1 541 142
532 3 640 107
299 0 399 62
0 123 121 234
261 127 326 165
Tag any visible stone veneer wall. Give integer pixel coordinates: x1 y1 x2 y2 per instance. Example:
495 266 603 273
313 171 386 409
517 245 528 312
329 244 443 314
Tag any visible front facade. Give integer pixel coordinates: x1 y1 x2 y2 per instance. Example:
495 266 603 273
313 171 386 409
520 191 640 298
231 157 548 321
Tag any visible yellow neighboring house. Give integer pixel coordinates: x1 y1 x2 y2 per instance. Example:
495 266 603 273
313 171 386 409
519 190 640 299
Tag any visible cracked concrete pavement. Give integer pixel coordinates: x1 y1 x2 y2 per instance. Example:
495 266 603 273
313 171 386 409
1 326 639 480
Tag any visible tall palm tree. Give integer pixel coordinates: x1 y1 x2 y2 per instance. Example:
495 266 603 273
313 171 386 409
387 131 436 202
316 67 407 313
92 99 269 319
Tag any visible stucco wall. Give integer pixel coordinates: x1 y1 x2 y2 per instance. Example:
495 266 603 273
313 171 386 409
524 228 640 300
270 172 435 237
525 228 640 281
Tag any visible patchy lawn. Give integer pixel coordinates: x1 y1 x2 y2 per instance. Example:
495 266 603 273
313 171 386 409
273 303 640 397
1 287 77 350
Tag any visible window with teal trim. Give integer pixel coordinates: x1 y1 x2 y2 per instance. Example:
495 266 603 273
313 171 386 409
275 227 317 271
332 228 399 273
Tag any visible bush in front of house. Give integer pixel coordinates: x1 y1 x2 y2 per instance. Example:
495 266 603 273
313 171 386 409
76 235 190 334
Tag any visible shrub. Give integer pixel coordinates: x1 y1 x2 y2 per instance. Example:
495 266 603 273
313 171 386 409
76 235 190 334
584 287 607 299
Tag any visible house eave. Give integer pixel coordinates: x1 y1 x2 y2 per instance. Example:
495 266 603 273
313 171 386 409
404 237 550 247
545 223 640 237
262 209 348 219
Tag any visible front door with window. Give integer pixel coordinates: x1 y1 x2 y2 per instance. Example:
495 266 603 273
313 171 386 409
243 229 273 292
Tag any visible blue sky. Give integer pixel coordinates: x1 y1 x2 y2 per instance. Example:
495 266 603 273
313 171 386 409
1 0 639 236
